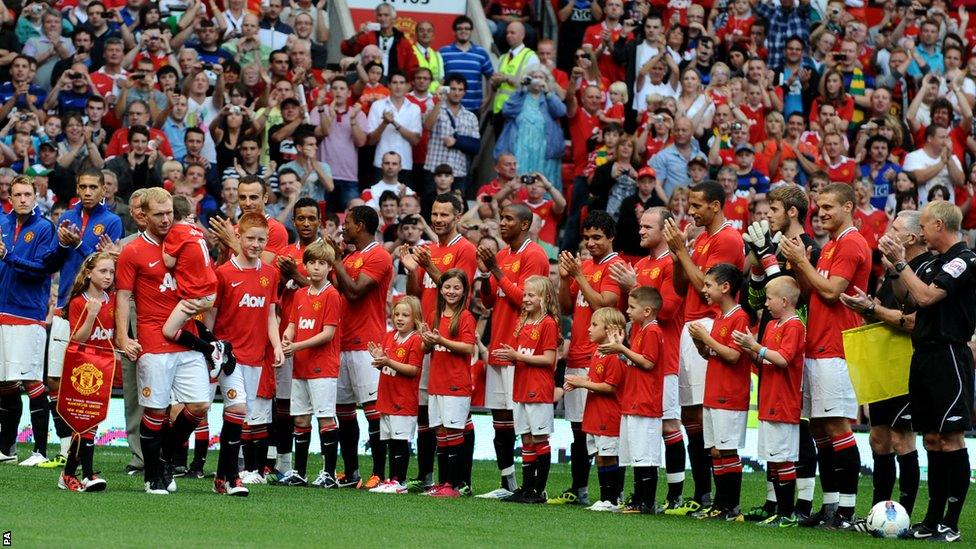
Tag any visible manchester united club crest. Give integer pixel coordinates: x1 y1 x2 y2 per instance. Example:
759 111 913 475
227 389 238 400
592 270 602 283
511 260 521 273
595 362 604 375
353 257 364 269
702 243 710 255
775 332 783 343
93 224 105 236
70 362 103 396
142 387 152 397
312 300 322 311
442 253 453 265
395 347 406 359
650 267 661 279
823 247 834 260
23 231 34 243
531 328 540 340
720 326 729 337
260 276 270 287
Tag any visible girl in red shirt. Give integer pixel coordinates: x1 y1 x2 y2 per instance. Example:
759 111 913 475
421 269 476 497
58 252 117 493
368 296 425 494
490 275 560 503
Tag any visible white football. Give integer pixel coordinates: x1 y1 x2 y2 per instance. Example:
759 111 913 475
865 500 911 538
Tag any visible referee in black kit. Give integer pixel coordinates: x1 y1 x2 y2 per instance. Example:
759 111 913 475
878 200 973 543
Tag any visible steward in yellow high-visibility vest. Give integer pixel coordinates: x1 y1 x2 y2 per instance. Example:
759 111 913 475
412 21 444 93
492 44 536 113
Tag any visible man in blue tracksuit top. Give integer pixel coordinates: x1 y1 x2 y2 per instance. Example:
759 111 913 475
0 175 69 466
40 168 123 466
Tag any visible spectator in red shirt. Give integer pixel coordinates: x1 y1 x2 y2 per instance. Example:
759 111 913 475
561 84 604 252
340 3 418 78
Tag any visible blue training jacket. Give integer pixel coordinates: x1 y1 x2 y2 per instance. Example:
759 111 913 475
0 206 65 322
56 202 123 309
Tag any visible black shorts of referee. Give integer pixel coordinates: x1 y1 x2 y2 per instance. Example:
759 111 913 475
909 341 975 434
868 394 913 431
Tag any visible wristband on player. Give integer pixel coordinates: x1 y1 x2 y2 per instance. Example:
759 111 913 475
758 346 768 363
758 253 780 277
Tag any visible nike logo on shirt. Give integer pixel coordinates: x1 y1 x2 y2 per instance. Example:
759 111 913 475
149 260 160 267
231 281 244 288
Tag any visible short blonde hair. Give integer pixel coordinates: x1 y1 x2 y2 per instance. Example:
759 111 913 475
303 240 336 264
140 187 172 212
609 81 629 104
592 307 626 331
765 276 800 306
924 200 963 233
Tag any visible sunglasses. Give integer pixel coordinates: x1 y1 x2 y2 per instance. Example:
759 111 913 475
576 53 589 59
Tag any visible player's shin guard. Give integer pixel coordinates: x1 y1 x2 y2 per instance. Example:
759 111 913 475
831 433 859 518
942 448 970 531
26 382 50 456
0 387 23 453
462 419 475 487
685 421 711 503
435 432 448 485
140 411 167 482
293 426 312 478
445 431 464 488
274 400 293 470
535 441 551 494
795 420 817 516
492 418 516 490
217 410 244 480
416 407 435 483
774 462 797 518
192 420 209 466
663 429 686 502
251 424 270 473
319 424 339 476
897 450 920 515
520 442 537 490
814 436 838 507
166 407 204 465
364 403 384 478
336 404 360 476
872 452 896 504
569 424 590 492
389 439 410 482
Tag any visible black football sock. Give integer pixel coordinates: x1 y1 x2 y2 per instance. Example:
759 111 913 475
831 433 860 519
64 436 82 476
569 425 590 492
416 407 435 482
763 467 778 513
943 448 970 531
597 465 613 503
462 421 475 487
775 462 797 517
711 458 726 511
663 429 686 502
80 432 96 478
686 425 711 502
217 410 244 480
446 432 464 488
795 420 816 516
897 451 920 515
436 436 448 486
251 424 270 473
241 427 255 472
293 426 311 478
274 401 293 468
320 424 339 477
176 435 189 468
725 456 744 511
48 391 72 446
192 421 209 467
173 330 215 357
492 418 516 489
364 404 384 478
139 411 166 482
166 407 204 466
872 452 896 504
520 442 537 490
0 389 23 453
615 465 626 505
389 439 410 482
632 467 650 507
535 441 552 494
336 405 360 476
814 436 838 509
26 384 50 455
923 451 948 528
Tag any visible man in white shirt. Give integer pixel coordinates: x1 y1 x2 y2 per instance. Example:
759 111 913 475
367 70 422 187
360 151 416 209
903 124 964 205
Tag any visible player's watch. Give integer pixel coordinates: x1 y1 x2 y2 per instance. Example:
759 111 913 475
894 260 908 273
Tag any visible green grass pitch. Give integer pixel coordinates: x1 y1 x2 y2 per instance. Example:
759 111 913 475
1 445 972 547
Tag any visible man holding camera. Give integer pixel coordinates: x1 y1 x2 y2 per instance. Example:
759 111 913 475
44 63 96 116
0 55 48 121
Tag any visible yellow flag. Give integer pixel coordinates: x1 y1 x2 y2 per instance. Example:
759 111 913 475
842 322 912 404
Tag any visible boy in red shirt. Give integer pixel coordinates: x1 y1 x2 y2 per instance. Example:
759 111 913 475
601 286 665 514
564 307 627 512
733 276 806 527
688 264 751 521
278 241 342 488
205 213 284 495
160 196 234 375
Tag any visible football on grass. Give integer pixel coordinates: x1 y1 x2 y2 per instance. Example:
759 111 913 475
865 500 910 538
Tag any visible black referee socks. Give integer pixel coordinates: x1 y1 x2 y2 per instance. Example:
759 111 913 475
943 448 971 531
872 452 897 504
897 451 920 515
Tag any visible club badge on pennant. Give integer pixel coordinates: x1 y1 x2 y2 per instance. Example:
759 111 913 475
56 342 117 434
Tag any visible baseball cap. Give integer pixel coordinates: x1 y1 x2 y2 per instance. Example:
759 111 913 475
39 140 57 151
688 154 708 168
280 97 302 108
735 143 755 155
637 166 656 179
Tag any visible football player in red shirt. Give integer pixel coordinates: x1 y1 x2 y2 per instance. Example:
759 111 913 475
209 176 289 264
205 213 284 494
421 269 477 498
733 276 806 527
490 275 560 504
610 207 688 511
688 264 751 521
116 188 212 495
476 204 550 499
564 307 627 511
600 286 665 514
781 183 871 529
366 297 425 494
551 210 624 505
401 193 477 491
57 252 117 492
663 181 745 515
269 197 323 479
279 241 342 488
327 205 394 489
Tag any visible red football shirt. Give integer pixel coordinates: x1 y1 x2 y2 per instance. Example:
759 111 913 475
758 315 805 423
825 157 857 184
724 196 751 233
291 283 341 379
618 320 664 418
67 292 116 350
685 222 745 321
427 310 477 397
523 199 561 245
376 330 424 416
567 252 625 368
634 250 684 376
581 351 625 436
116 232 197 355
854 207 888 249
265 216 289 256
569 108 601 177
414 233 478 314
337 242 393 351
212 257 280 366
806 226 871 358
512 316 558 404
485 239 550 365
703 305 751 411
581 21 631 83
163 222 217 300
277 239 316 336
740 103 768 144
